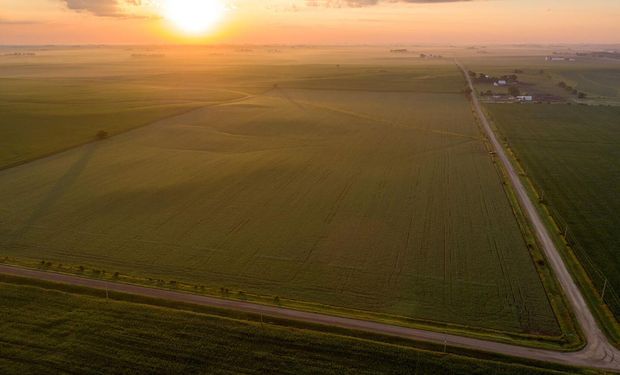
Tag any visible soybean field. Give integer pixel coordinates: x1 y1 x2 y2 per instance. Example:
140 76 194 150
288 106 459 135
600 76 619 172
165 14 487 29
0 48 559 336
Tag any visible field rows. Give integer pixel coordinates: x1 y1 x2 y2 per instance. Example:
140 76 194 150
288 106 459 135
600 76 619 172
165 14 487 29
0 79 558 334
488 104 620 319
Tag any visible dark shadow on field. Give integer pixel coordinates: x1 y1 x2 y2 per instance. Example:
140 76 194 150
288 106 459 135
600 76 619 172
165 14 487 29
12 142 99 239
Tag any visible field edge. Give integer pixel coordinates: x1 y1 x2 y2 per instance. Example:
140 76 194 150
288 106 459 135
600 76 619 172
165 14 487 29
0 273 599 375
0 258 582 352
479 104 620 349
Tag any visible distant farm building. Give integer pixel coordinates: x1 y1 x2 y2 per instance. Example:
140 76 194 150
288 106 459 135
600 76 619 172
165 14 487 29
545 56 575 62
517 95 533 102
494 80 507 86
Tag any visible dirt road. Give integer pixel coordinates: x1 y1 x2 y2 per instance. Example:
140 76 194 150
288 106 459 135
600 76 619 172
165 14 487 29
457 61 619 371
0 263 618 371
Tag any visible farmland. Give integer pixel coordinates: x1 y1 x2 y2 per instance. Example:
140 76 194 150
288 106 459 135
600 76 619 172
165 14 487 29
0 279 585 375
557 69 620 98
0 46 467 169
0 47 559 336
462 53 620 105
487 103 620 320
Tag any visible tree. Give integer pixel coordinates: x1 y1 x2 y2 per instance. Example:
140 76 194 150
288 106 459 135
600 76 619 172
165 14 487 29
96 130 109 140
578 92 587 99
508 86 521 97
558 81 567 88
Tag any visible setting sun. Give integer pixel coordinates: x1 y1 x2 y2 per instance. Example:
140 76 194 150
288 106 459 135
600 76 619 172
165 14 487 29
162 0 227 35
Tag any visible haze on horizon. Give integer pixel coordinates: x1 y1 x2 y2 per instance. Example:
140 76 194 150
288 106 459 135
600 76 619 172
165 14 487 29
0 0 619 45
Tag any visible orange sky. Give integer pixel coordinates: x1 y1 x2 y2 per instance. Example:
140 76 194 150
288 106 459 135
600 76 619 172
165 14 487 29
1 0 619 44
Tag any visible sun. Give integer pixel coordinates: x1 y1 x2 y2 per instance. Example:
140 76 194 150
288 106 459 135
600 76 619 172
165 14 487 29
162 0 227 35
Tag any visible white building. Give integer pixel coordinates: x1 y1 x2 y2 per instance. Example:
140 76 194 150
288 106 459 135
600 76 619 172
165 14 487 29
517 95 533 102
545 56 573 62
494 80 507 86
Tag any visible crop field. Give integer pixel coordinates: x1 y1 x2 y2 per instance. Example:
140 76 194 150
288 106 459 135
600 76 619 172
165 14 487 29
0 46 469 169
0 50 256 168
0 47 559 335
487 104 620 318
556 69 620 98
0 280 580 375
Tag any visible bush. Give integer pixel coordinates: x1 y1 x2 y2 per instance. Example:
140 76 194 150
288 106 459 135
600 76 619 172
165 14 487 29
96 130 109 140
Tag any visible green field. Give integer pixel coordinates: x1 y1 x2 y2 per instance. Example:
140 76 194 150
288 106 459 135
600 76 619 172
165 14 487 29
0 47 466 169
0 280 584 375
0 64 250 168
558 69 620 98
0 47 560 336
487 104 620 319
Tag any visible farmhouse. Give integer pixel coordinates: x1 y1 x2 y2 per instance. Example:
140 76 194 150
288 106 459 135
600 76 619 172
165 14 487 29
545 56 575 62
494 80 507 86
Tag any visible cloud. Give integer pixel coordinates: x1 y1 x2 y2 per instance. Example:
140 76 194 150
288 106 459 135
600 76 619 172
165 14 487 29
59 0 475 18
0 18 44 25
60 0 147 17
62 0 121 16
307 0 472 7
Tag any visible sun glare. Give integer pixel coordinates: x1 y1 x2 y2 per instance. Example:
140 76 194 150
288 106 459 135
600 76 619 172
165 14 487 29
162 0 227 35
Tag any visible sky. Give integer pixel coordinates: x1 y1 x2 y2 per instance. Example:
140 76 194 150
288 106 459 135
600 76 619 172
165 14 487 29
1 0 619 45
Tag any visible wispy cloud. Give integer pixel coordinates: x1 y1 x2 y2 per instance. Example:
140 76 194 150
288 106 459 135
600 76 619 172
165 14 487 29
0 18 45 25
60 0 148 17
59 0 477 18
62 0 122 16
306 0 473 7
